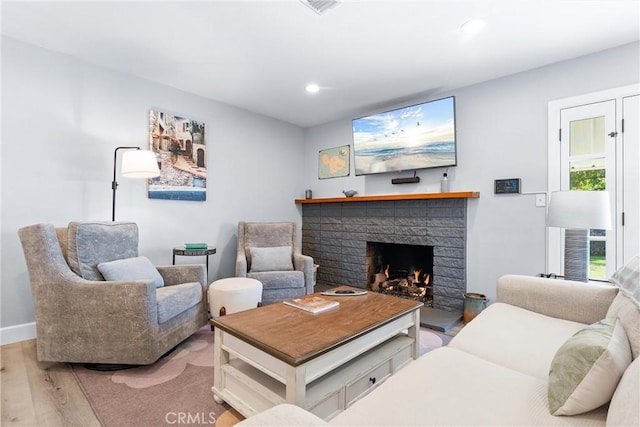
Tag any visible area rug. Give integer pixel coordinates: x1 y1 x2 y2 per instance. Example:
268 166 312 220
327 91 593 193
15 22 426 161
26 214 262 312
72 326 451 426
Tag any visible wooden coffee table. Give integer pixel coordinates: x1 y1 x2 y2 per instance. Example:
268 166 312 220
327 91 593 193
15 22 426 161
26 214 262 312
210 287 422 420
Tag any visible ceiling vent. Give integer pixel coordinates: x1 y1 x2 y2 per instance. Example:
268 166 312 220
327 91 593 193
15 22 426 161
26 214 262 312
300 0 340 15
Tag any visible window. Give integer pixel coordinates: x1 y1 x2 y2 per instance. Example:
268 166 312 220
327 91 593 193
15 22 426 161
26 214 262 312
565 112 611 279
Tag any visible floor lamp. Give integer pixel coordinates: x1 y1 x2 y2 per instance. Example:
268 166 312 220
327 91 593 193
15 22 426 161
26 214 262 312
547 190 612 282
112 146 160 221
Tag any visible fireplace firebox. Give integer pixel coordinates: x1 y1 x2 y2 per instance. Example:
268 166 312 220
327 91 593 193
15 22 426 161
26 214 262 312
365 242 434 306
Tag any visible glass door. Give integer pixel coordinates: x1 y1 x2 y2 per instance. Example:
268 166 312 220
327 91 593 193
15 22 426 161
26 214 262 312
560 100 616 279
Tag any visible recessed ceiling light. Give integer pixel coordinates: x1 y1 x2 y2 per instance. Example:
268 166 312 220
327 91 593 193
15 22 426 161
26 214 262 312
461 18 486 35
305 83 320 94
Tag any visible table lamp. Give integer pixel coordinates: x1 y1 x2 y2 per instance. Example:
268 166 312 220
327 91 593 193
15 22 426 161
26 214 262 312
112 146 160 221
547 190 612 282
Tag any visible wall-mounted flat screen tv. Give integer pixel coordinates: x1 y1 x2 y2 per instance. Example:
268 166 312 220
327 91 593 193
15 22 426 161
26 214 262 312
352 96 456 176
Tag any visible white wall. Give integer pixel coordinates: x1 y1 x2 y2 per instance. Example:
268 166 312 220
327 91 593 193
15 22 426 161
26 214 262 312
303 42 640 304
3 37 638 343
1 37 305 341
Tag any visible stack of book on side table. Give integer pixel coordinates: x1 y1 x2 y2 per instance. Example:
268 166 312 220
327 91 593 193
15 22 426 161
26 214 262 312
283 295 339 314
184 243 208 249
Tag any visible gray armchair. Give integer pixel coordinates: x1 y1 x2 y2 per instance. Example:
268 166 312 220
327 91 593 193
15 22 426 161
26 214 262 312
236 221 314 305
18 221 208 365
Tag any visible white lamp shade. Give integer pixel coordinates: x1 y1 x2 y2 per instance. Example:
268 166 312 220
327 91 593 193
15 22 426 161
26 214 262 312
121 150 160 178
547 190 612 230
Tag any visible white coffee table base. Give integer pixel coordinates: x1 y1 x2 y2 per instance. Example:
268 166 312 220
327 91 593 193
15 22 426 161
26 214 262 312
212 310 419 421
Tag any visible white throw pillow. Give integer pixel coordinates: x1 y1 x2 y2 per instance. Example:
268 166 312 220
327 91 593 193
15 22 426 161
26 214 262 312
548 318 632 416
97 256 164 288
249 246 293 272
607 357 639 426
607 255 640 360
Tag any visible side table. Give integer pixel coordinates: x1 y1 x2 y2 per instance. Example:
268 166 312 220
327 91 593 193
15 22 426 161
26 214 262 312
172 246 216 281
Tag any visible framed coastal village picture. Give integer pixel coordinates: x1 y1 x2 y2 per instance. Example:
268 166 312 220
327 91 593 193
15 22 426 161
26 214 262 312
148 109 207 201
318 145 350 179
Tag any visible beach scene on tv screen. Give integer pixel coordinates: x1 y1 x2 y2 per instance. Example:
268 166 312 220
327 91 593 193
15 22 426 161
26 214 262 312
353 97 456 175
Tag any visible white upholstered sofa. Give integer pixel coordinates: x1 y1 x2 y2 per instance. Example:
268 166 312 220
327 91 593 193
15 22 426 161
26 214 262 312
237 256 640 426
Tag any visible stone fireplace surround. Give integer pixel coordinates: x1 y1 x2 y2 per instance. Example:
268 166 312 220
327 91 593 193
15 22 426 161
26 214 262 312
298 193 477 313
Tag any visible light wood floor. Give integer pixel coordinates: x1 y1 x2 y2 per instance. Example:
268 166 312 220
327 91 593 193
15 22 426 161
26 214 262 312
1 339 101 427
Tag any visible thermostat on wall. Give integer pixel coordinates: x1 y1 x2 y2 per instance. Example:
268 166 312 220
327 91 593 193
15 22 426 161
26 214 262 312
495 178 521 194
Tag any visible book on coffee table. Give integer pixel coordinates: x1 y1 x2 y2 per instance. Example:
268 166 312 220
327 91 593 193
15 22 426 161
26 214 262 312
283 296 339 314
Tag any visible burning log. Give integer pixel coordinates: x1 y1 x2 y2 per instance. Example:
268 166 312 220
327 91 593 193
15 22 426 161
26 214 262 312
370 271 387 292
369 260 433 305
412 268 421 284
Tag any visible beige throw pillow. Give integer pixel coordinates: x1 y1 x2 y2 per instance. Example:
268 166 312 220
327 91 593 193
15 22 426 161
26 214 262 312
607 357 639 426
548 318 632 416
607 255 640 359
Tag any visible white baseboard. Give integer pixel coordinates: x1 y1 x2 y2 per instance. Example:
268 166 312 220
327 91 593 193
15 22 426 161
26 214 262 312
1 322 36 345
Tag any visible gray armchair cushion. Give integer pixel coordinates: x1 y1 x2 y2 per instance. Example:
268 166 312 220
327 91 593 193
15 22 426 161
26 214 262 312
244 222 297 265
67 221 138 280
98 256 165 288
249 246 294 272
248 270 305 289
156 282 202 323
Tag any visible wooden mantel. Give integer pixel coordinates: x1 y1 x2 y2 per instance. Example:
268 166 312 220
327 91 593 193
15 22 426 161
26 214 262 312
295 191 479 204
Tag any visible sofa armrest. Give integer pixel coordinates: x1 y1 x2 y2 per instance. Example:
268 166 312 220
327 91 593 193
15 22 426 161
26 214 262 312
497 274 618 324
294 253 314 294
236 404 327 426
156 264 206 287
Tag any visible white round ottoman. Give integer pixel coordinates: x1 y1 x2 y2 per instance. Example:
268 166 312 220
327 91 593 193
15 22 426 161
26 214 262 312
208 277 263 318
